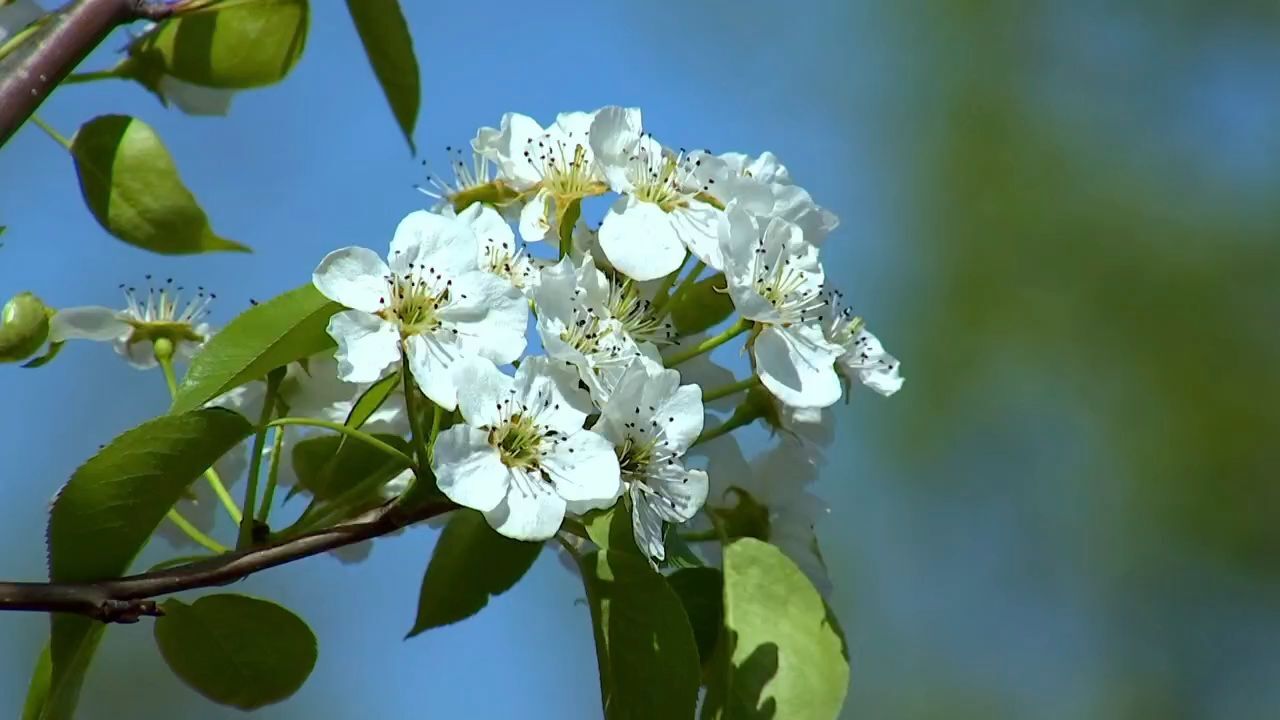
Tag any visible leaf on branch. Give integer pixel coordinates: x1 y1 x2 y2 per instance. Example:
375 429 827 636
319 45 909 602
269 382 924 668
170 284 341 414
407 509 540 636
153 594 317 710
126 0 309 89
44 408 254 720
290 432 409 505
70 115 246 255
578 549 701 719
344 0 420 153
345 369 400 430
669 273 735 337
667 567 724 670
701 539 849 720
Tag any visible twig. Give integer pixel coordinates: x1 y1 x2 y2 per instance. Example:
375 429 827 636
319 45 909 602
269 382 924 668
0 0 176 148
0 498 456 623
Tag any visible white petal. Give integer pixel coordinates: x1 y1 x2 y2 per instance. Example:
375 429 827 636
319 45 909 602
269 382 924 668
673 200 724 271
48 306 129 342
157 75 234 117
313 247 391 313
533 255 579 323
841 328 904 396
513 356 592 432
116 337 158 369
654 384 704 453
753 325 842 409
432 425 511 512
437 270 528 364
328 310 401 383
598 197 685 281
518 189 555 243
453 357 512 428
493 113 547 188
648 465 708 523
484 475 567 541
541 431 622 507
629 484 667 563
405 332 462 410
389 210 478 276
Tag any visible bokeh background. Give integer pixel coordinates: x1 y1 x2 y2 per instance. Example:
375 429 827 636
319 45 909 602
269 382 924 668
3 0 1279 717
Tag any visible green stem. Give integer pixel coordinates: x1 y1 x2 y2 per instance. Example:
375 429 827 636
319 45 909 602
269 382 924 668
692 410 756 448
61 69 121 85
238 370 282 549
30 115 71 150
400 352 430 465
427 404 443 461
165 509 228 554
157 343 243 526
679 529 720 542
662 318 751 367
649 253 689 311
657 260 706 320
0 20 42 63
702 376 761 403
257 426 285 524
267 417 415 467
557 197 582 259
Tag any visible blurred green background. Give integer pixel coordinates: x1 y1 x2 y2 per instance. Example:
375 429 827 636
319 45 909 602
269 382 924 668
2 0 1278 717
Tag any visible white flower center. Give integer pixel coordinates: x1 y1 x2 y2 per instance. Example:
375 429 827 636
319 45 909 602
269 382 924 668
523 134 600 199
119 277 211 345
749 243 826 325
481 238 535 289
605 280 673 345
376 260 452 337
419 145 494 203
625 143 704 213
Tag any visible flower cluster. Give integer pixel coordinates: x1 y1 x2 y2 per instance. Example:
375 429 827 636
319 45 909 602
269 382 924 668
49 106 904 576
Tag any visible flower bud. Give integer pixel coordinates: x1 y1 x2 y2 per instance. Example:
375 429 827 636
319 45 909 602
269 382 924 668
0 292 53 363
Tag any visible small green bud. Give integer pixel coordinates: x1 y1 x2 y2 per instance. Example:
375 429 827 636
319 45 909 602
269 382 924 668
0 292 53 363
668 273 735 337
449 181 521 212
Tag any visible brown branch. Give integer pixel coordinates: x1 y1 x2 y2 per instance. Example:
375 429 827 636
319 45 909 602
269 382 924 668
0 499 457 623
0 0 175 149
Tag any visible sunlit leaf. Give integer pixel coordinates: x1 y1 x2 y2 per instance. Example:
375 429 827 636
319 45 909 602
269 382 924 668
170 284 340 414
45 408 253 720
343 0 419 152
127 0 309 89
70 115 245 254
407 509 540 635
154 594 317 710
702 539 849 719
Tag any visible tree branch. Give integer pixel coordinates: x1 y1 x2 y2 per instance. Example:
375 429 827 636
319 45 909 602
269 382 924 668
0 499 457 623
0 0 175 149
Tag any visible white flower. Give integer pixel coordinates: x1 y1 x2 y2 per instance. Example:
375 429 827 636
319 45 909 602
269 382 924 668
474 107 639 243
49 278 212 369
595 133 722 279
453 202 543 295
418 143 502 213
719 207 843 409
702 151 839 245
593 357 707 564
431 357 622 541
822 290 904 396
312 209 528 410
155 75 235 117
534 254 669 404
692 435 832 596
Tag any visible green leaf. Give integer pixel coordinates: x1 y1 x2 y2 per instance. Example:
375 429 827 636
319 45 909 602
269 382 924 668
578 549 701 719
407 510 540 636
702 539 849 720
345 369 400 429
45 408 254 720
70 115 246 254
128 0 309 89
343 0 419 152
154 594 317 710
170 284 341 414
21 645 51 720
670 273 734 336
291 432 409 502
582 503 642 556
667 567 723 668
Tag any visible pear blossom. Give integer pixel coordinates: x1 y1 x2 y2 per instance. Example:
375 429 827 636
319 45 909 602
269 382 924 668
594 357 707 564
418 144 503 213
453 202 543 295
692 435 833 595
431 357 621 541
312 209 528 410
595 133 723 279
49 278 212 368
720 207 843 409
534 253 669 403
822 290 904 396
474 107 640 243
693 151 839 245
